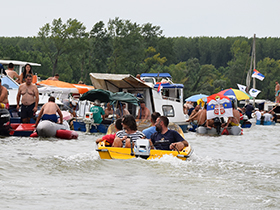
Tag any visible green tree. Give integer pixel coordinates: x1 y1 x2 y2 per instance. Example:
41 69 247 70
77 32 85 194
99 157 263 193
256 57 280 100
37 18 88 77
227 40 251 87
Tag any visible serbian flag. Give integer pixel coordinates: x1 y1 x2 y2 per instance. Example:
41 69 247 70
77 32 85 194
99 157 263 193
157 82 162 93
207 93 233 119
252 69 265 81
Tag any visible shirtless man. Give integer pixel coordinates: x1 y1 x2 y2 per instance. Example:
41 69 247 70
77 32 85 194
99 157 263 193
5 63 20 82
0 79 9 109
275 81 280 103
35 96 63 127
16 74 39 123
47 73 59 81
224 105 240 128
116 103 130 119
188 105 200 121
104 103 114 118
136 101 151 120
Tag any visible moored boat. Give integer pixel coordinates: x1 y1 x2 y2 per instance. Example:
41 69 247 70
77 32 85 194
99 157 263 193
196 125 242 136
88 73 188 132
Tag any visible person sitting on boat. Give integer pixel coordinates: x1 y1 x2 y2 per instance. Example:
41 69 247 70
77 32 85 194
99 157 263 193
90 99 105 124
254 108 262 121
0 63 7 75
47 73 59 81
244 102 254 119
142 112 161 139
16 74 39 123
224 103 240 128
263 110 273 122
187 105 200 122
270 110 277 123
19 64 34 84
150 116 189 151
34 96 63 127
5 63 20 83
136 100 151 121
96 118 123 145
104 102 114 118
0 79 9 109
116 102 130 119
62 99 79 117
112 114 145 148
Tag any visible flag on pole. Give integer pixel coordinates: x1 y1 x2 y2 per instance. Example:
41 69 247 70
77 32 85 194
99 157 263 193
252 69 265 81
157 82 162 93
249 88 261 98
237 84 247 93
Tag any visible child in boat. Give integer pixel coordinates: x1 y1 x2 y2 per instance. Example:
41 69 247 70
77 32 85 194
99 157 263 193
96 118 123 145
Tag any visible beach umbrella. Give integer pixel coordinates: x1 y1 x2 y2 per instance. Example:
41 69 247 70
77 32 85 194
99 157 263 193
109 92 139 106
185 94 208 102
79 89 112 103
218 88 251 101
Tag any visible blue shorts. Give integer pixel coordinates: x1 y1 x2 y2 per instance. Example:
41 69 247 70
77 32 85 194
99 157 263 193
41 114 58 123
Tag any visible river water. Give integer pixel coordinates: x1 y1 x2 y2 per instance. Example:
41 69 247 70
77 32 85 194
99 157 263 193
1 125 279 210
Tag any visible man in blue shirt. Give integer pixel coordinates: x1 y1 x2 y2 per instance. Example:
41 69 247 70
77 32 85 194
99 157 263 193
150 116 189 151
142 112 161 139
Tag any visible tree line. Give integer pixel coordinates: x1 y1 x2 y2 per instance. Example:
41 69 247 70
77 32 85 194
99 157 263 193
1 17 280 101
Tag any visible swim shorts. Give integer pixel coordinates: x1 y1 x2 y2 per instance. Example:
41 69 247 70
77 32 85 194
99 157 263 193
41 114 58 123
21 103 35 119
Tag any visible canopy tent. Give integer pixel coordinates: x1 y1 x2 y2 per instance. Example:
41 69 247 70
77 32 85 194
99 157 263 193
89 73 150 92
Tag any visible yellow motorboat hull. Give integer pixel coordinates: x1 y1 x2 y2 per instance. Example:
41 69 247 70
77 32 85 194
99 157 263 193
96 142 193 161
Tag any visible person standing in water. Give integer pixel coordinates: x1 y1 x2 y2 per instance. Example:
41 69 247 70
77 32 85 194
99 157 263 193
16 74 39 123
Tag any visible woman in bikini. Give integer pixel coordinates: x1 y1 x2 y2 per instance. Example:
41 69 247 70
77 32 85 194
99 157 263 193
19 64 34 84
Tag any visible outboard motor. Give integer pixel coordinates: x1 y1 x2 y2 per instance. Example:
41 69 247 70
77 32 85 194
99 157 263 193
0 109 11 136
134 139 151 159
83 112 94 133
213 117 222 135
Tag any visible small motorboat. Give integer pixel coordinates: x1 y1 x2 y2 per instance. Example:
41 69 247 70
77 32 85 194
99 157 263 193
96 139 193 161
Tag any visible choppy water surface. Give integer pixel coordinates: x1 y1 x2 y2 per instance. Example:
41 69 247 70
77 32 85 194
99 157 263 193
0 125 279 209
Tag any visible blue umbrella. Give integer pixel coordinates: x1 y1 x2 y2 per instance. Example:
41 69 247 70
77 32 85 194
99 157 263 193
185 94 208 102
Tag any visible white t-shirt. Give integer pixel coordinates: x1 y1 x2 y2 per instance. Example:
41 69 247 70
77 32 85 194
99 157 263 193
263 113 273 122
255 111 262 120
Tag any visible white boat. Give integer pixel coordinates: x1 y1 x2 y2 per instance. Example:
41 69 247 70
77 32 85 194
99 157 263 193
88 73 188 132
0 60 48 107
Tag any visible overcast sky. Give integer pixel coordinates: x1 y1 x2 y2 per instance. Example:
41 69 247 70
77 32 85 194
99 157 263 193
1 0 279 38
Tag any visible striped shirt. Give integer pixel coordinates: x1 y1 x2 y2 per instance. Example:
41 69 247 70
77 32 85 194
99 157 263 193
116 130 145 142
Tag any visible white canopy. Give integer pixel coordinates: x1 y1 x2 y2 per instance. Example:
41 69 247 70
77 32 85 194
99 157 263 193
89 73 151 92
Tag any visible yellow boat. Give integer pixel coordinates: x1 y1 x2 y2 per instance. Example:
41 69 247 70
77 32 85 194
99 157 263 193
96 141 193 161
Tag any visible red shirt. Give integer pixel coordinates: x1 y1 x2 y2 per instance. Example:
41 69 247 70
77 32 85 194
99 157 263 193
102 133 116 145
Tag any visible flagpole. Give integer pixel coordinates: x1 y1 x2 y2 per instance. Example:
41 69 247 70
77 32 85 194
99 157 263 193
253 34 256 107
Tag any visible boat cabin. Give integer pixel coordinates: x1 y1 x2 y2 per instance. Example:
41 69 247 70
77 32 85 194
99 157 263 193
89 73 187 128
